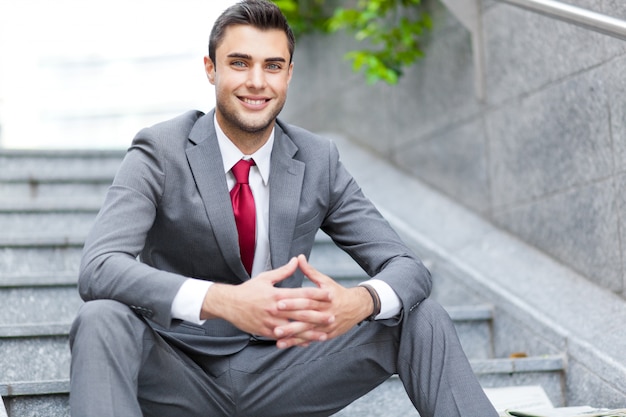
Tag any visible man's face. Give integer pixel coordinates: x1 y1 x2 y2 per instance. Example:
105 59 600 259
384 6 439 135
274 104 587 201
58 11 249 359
205 25 293 139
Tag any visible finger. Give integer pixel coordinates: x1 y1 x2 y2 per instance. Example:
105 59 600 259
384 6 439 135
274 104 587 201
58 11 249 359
273 312 334 336
274 320 312 338
276 330 329 349
297 254 330 287
259 257 298 285
274 287 332 303
274 308 335 327
277 338 310 349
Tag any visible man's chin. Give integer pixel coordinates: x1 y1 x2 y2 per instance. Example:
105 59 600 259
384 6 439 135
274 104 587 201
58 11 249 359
237 113 280 134
239 121 272 134
217 104 283 136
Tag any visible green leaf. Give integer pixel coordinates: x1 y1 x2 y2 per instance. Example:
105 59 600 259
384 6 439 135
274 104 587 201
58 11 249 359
271 0 431 86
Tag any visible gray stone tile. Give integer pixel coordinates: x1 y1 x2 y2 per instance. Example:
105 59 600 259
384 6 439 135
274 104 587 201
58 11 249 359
388 24 482 150
0 247 82 276
454 219 626 368
602 0 626 19
0 212 96 238
5 395 69 417
478 371 565 406
492 178 622 292
616 173 626 297
566 358 626 408
604 56 626 173
0 287 82 325
285 18 484 158
486 71 612 208
455 319 494 359
483 3 624 106
0 150 122 181
0 337 70 381
429 260 489 306
333 377 419 417
491 307 565 359
567 334 626 398
0 182 111 202
394 116 490 214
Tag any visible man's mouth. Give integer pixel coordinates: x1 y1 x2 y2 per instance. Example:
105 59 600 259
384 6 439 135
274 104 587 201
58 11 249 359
241 97 268 105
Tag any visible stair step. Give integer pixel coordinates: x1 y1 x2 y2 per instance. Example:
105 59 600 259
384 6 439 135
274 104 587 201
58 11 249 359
0 149 119 202
0 323 71 338
0 149 123 181
335 376 418 417
0 273 77 287
0 198 103 211
0 355 565 417
0 151 565 415
447 304 494 359
309 236 367 280
0 286 82 325
0 237 83 276
0 181 112 202
0 303 493 391
0 213 97 238
0 235 85 247
1 381 69 417
0 198 101 237
0 336 70 382
475 355 566 407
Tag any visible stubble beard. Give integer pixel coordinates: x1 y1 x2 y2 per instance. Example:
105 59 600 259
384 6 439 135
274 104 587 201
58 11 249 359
217 96 286 137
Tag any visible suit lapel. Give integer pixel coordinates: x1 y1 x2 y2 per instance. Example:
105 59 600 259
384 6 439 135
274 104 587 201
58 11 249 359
185 112 249 282
268 126 305 270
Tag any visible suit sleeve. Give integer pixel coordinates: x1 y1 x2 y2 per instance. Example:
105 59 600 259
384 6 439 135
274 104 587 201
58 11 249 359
321 141 432 325
78 132 187 328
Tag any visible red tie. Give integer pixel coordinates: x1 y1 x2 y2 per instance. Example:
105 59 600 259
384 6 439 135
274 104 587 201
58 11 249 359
230 159 256 275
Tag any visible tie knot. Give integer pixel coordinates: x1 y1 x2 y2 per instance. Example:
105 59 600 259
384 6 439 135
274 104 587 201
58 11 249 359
231 159 255 184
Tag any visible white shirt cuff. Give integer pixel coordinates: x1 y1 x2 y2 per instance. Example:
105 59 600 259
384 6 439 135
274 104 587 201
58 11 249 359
171 279 213 324
359 279 402 320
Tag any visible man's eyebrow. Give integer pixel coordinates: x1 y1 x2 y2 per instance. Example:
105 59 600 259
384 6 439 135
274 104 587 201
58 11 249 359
227 52 252 60
226 52 286 63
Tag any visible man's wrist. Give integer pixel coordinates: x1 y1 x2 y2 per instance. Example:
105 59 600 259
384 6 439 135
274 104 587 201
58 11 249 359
200 283 227 321
172 279 213 324
359 284 381 321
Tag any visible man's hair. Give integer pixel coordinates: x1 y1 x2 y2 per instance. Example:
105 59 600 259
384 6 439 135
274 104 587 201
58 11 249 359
209 0 295 64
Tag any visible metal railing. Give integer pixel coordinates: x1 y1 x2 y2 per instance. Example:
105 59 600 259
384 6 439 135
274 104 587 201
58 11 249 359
441 0 626 100
499 0 626 41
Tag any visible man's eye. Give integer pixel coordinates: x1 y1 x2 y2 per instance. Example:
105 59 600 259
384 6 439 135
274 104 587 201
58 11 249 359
232 61 246 67
267 63 281 70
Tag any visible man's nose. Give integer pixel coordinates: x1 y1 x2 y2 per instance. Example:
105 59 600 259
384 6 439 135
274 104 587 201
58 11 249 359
246 65 266 89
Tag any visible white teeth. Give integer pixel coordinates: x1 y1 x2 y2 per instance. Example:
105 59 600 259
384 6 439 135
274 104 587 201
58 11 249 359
243 98 265 105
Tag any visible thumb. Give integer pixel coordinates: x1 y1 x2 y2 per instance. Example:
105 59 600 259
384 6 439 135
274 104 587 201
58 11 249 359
297 254 329 288
264 256 299 285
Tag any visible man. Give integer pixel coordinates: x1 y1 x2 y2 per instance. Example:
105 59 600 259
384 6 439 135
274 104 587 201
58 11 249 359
69 1 499 416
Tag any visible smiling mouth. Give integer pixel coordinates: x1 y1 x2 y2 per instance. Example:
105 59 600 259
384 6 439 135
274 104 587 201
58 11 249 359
241 97 269 105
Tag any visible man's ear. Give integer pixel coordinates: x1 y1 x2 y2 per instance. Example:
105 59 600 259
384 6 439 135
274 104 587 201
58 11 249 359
204 56 216 84
287 62 294 85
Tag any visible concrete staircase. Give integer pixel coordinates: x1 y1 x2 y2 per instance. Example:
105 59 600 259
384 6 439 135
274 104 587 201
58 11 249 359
0 148 566 416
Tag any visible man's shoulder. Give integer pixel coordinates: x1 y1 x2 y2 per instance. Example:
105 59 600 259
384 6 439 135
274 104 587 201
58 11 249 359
141 110 207 137
276 118 333 151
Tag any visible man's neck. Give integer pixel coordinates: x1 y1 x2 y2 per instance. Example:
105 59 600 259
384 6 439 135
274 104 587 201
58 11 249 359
216 115 275 155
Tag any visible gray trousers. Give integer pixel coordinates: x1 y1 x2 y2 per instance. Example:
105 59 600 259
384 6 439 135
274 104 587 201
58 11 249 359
69 298 498 417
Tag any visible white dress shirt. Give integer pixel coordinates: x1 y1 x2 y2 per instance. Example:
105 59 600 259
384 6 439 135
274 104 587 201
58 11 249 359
170 117 401 323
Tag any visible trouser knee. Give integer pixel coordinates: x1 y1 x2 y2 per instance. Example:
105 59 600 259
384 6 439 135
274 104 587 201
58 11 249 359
403 298 457 339
70 299 144 350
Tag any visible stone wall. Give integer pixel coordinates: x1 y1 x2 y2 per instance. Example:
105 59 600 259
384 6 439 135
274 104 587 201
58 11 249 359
280 0 626 299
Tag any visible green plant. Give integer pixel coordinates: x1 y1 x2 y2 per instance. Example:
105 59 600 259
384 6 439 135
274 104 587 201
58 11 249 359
272 0 432 85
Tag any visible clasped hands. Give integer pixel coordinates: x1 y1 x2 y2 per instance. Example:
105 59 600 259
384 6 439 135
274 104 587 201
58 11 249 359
201 254 374 349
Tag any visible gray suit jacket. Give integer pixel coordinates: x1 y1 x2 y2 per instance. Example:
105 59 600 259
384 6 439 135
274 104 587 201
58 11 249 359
78 110 431 356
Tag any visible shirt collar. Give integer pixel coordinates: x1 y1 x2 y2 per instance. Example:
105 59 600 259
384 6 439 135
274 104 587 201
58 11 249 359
214 115 273 186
